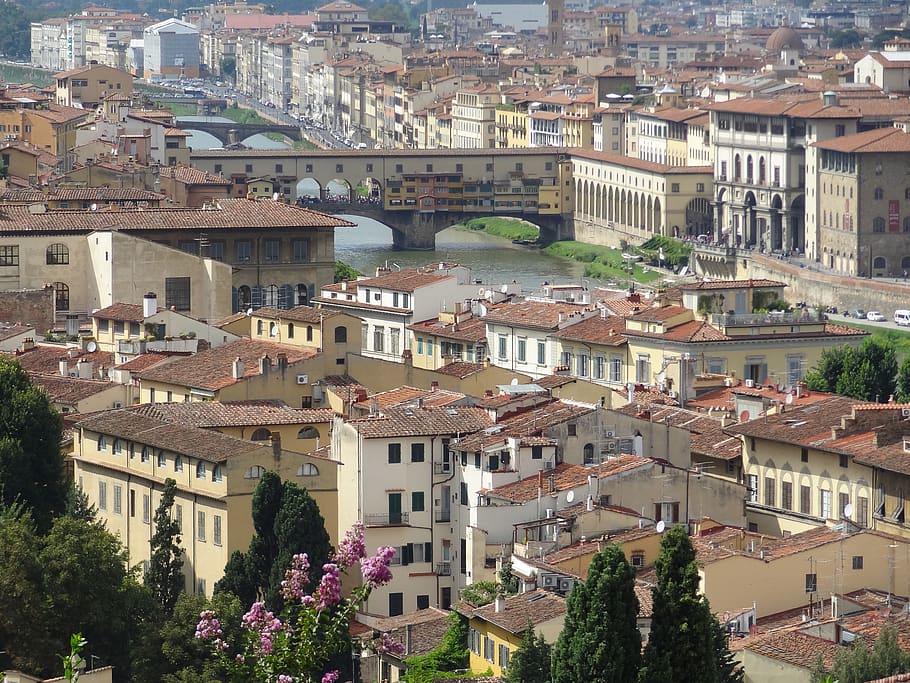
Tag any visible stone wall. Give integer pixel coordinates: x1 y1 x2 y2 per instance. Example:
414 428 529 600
0 286 55 333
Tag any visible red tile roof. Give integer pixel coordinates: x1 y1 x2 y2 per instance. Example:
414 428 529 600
484 301 596 331
132 400 334 427
92 303 145 322
347 405 492 438
468 588 566 634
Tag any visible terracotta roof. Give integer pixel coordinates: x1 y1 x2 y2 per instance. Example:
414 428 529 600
612 385 679 407
553 314 627 345
612 403 743 461
0 199 354 235
211 312 248 329
741 630 840 671
352 268 454 293
353 385 467 411
359 608 450 658
483 456 651 503
678 279 786 291
409 315 487 343
813 126 910 154
30 373 117 403
0 188 164 203
12 345 115 375
253 305 344 324
0 323 33 341
92 302 145 322
434 361 486 378
469 589 566 634
571 148 712 175
158 165 231 185
484 301 595 331
76 409 272 463
347 405 492 438
628 304 690 323
132 400 333 427
114 352 171 372
137 338 318 392
456 399 595 452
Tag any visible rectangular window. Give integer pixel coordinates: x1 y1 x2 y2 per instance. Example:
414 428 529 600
839 492 850 520
263 239 280 263
130 489 135 517
460 482 468 505
857 495 869 527
484 636 495 663
208 239 225 260
801 447 808 462
417 594 430 610
389 592 403 617
143 494 150 524
292 239 308 262
235 240 252 263
0 245 19 265
537 340 546 365
417 337 424 355
175 503 182 532
165 277 191 311
411 443 425 462
373 326 384 353
852 555 863 570
800 485 811 515
747 474 758 503
806 573 817 593
517 337 527 363
214 514 222 546
594 356 605 380
197 511 206 541
388 443 401 464
113 485 122 514
426 338 433 357
781 481 793 511
636 355 650 384
577 354 589 377
820 489 832 519
763 476 775 507
609 357 622 383
498 644 510 669
98 481 107 511
498 334 507 359
412 491 425 512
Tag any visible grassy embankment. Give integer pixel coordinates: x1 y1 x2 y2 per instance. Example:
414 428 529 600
462 218 690 284
838 321 910 360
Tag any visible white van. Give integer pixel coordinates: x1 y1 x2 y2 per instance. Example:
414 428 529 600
894 310 910 326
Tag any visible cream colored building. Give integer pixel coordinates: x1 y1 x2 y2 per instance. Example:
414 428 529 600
73 408 338 596
55 63 133 108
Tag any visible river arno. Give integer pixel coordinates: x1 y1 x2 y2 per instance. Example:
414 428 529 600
333 215 590 290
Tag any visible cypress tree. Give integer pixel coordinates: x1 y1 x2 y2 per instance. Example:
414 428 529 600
145 477 184 614
505 621 551 683
552 544 641 683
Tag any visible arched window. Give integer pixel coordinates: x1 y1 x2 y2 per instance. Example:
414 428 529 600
112 439 122 455
269 322 279 337
583 443 595 464
251 427 272 441
873 256 887 269
297 426 319 439
902 256 910 270
287 322 295 339
306 325 313 342
174 454 183 472
734 154 741 181
263 284 279 307
244 465 266 479
257 320 264 335
53 282 70 311
238 285 252 310
758 157 766 184
196 461 206 479
46 243 69 265
212 464 223 482
875 187 884 200
157 450 166 467
334 326 347 343
297 284 309 306
297 463 320 477
905 187 910 200
746 155 753 184
98 435 107 451
141 446 150 462
873 217 886 233
903 217 910 233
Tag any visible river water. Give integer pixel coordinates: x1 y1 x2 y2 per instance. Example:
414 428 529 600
333 215 590 290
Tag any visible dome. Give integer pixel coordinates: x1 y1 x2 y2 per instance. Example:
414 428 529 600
766 26 804 53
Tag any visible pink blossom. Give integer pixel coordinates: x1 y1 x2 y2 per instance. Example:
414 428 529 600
281 553 311 602
277 676 294 683
376 632 405 656
334 522 366 568
361 546 396 588
321 671 339 683
195 610 223 640
316 563 342 610
242 601 283 657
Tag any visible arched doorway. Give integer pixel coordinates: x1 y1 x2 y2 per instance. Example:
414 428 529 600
790 196 805 253
770 195 783 251
743 191 757 248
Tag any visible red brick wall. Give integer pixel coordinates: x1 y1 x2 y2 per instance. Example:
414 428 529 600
0 287 55 333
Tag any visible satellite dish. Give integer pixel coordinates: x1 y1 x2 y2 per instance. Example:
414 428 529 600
740 410 750 422
843 503 854 519
510 377 519 385
272 192 280 200
656 520 666 533
90 203 98 211
786 394 794 405
566 490 575 504
86 340 97 353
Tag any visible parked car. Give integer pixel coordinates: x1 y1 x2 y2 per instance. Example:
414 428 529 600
851 309 866 319
867 311 886 322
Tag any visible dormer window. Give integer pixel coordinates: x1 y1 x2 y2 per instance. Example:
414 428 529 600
196 461 206 479
903 438 910 453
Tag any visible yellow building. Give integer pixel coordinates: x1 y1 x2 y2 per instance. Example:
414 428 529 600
0 97 86 172
459 589 566 676
495 104 529 149
73 407 338 595
55 63 133 109
248 305 362 357
408 304 487 370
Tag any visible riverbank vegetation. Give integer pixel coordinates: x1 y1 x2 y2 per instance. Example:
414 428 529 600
543 241 662 283
462 217 540 241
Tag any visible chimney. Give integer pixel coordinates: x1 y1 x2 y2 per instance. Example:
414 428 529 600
259 354 271 374
276 352 288 372
271 432 281 460
77 360 93 379
405 624 412 654
232 357 245 379
143 292 157 318
431 380 439 391
558 312 565 323
494 595 506 613
59 359 68 377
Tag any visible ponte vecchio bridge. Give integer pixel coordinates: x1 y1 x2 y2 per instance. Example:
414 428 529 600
189 148 713 250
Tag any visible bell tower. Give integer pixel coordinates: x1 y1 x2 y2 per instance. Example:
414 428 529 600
548 0 564 54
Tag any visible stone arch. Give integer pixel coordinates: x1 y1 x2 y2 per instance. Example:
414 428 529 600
653 198 662 234
601 184 608 222
608 186 614 222
295 177 324 201
770 194 784 251
646 195 654 232
685 197 710 235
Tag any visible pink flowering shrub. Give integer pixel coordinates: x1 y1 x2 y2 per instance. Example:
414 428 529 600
196 523 395 683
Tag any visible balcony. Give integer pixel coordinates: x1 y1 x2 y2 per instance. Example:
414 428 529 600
436 561 452 576
364 512 409 527
711 310 826 327
435 509 451 523
118 340 147 355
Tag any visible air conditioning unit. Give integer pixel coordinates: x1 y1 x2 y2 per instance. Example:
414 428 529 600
668 391 679 399
296 374 308 385
604 429 616 437
541 573 558 588
544 460 554 470
558 577 575 592
745 379 755 388
902 408 910 418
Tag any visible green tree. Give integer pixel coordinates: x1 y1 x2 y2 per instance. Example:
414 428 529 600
806 338 897 402
401 612 469 683
640 526 737 683
334 260 361 282
553 545 640 683
146 478 184 614
220 55 236 79
0 357 67 532
369 0 409 25
895 356 910 403
499 560 520 594
459 580 499 607
829 29 861 48
215 471 331 609
805 344 853 393
713 620 745 683
506 621 551 683
829 625 910 683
